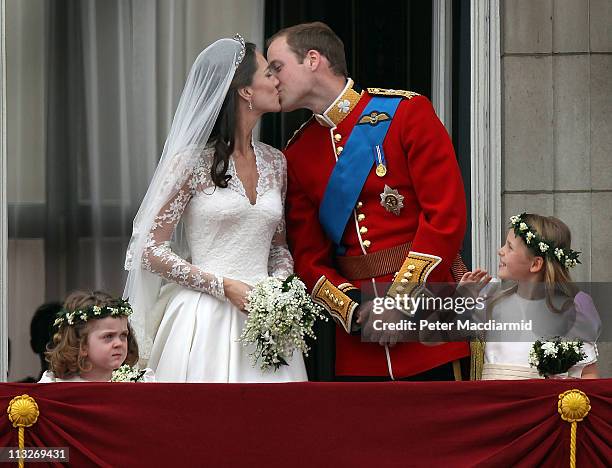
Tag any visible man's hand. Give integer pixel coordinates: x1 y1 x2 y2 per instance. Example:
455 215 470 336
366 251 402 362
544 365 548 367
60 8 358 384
356 300 416 347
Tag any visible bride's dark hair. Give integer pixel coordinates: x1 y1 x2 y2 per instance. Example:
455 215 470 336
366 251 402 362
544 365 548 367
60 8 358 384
209 42 257 188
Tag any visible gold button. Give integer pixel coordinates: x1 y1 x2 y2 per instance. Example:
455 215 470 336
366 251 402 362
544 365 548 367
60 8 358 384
363 240 371 248
358 214 366 222
325 289 330 296
359 226 368 234
339 300 344 306
401 278 409 283
336 146 344 155
357 201 363 209
407 264 416 271
334 134 342 142
396 286 405 293
403 272 413 279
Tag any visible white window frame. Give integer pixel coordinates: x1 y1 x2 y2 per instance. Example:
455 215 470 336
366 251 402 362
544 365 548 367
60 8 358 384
432 0 453 133
470 0 501 274
0 0 7 381
433 0 501 274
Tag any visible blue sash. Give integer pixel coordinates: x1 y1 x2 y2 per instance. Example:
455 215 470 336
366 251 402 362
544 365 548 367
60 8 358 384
319 96 401 253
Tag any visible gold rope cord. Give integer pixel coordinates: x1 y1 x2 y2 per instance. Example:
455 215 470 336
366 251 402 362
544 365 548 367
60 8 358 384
558 389 590 468
7 394 40 468
469 339 485 380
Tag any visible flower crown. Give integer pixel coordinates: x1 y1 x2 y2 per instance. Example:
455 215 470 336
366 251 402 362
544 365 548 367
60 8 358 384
53 299 133 328
509 213 580 269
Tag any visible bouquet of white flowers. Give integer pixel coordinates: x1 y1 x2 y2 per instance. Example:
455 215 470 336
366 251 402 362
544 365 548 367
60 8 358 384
239 274 327 371
111 365 147 382
528 337 586 378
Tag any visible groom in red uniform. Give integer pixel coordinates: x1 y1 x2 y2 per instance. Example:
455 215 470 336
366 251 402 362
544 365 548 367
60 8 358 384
267 22 468 380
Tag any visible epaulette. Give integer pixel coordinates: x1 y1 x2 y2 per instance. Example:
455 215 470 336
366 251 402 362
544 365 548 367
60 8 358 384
367 88 420 100
284 116 314 149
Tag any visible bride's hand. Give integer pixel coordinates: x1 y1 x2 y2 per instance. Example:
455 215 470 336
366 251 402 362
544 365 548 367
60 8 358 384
223 278 252 312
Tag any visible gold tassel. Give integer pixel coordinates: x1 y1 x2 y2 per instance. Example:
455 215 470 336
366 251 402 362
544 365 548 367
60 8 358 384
558 389 590 468
470 339 485 380
7 394 40 468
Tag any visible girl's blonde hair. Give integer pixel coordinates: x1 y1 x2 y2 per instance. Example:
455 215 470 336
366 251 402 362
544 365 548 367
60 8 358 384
489 214 579 315
523 214 579 309
45 290 139 379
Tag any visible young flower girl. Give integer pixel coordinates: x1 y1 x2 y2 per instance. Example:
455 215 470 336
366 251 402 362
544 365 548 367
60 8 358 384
461 213 599 380
39 291 154 382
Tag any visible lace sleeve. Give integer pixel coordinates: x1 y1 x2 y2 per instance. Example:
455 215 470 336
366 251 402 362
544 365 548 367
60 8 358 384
141 165 225 300
268 150 294 278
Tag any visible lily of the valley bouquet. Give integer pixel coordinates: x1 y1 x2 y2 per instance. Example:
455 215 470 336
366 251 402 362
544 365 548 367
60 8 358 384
111 365 147 382
239 274 327 371
528 337 586 378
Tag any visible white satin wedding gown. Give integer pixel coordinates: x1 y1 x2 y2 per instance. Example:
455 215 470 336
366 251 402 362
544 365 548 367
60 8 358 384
143 141 307 382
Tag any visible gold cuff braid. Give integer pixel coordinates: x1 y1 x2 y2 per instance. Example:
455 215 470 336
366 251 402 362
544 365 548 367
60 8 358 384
386 252 442 299
312 277 358 333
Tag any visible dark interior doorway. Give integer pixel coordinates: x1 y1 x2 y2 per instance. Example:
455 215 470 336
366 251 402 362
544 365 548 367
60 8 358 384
262 0 432 149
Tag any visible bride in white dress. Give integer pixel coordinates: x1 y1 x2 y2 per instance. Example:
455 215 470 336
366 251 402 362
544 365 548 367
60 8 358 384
123 35 307 383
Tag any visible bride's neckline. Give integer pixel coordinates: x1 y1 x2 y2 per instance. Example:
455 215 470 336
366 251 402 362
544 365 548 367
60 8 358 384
229 141 262 206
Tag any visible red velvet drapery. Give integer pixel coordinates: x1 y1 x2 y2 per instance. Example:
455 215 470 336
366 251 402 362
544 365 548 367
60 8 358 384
1 380 611 467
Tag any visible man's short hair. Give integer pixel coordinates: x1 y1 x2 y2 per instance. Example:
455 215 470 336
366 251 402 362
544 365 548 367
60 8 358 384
267 22 348 77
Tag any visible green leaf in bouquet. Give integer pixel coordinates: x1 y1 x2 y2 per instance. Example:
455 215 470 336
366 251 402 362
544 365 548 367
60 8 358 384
282 273 297 292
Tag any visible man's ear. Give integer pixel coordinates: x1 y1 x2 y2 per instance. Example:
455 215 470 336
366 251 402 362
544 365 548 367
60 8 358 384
530 256 544 273
237 87 253 102
305 49 322 71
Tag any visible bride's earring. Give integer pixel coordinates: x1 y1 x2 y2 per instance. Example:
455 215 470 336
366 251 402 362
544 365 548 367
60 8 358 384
248 99 253 111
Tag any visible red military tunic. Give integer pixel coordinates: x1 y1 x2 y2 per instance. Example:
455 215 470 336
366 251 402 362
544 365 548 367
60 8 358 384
284 79 469 378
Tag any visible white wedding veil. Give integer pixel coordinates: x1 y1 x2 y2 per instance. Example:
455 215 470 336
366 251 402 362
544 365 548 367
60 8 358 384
123 35 246 359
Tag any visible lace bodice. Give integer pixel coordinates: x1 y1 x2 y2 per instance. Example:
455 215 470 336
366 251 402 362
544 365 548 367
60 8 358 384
142 141 293 300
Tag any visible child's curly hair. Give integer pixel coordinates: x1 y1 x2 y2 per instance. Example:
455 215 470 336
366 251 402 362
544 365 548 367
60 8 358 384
45 290 139 379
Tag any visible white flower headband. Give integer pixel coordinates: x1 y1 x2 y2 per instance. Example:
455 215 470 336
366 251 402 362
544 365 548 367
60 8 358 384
53 299 133 328
510 213 580 269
